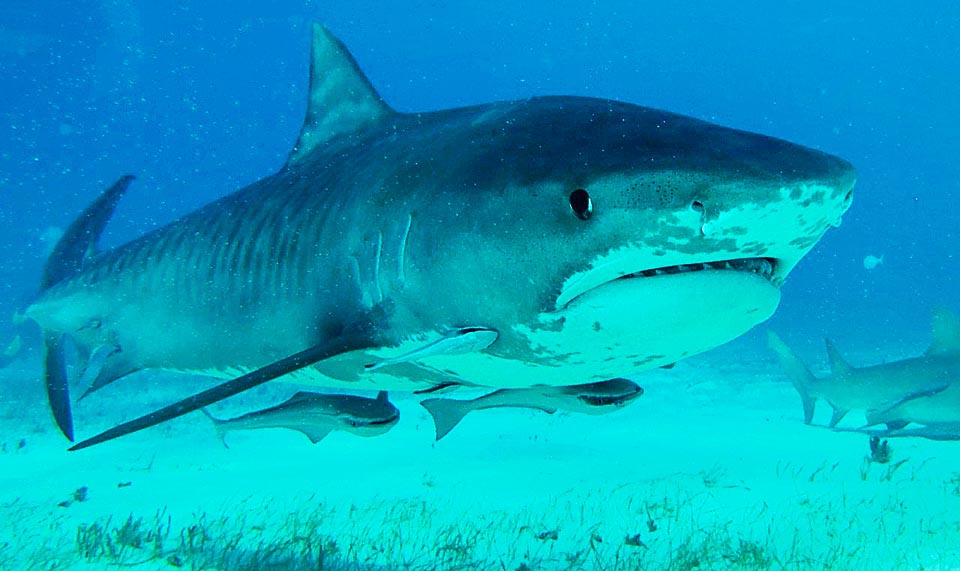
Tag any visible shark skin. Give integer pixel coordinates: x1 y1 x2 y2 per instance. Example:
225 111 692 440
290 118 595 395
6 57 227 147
26 24 856 447
769 308 960 428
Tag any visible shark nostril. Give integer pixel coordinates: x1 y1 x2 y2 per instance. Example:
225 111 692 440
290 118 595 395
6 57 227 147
844 189 853 204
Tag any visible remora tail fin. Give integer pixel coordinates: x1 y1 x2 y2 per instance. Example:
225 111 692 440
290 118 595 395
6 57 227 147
420 398 473 441
286 24 394 165
767 331 818 424
40 175 135 441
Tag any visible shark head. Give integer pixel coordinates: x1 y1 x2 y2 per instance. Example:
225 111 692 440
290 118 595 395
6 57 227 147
384 96 855 385
275 24 857 389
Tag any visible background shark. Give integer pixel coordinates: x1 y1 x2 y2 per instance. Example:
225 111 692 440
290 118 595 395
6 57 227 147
24 24 855 447
769 308 960 427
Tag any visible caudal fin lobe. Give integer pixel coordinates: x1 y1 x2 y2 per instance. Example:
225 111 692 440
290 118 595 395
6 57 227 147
767 331 818 424
40 175 136 441
420 398 472 441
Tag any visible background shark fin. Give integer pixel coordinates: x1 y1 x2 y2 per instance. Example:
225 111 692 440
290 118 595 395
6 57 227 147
376 390 388 402
420 398 472 441
41 175 135 291
823 338 852 376
828 407 849 427
767 331 818 424
927 306 960 355
200 408 229 448
44 333 74 441
286 24 393 165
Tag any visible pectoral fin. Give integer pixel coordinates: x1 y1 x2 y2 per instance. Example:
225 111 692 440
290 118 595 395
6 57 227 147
365 327 498 371
69 330 379 451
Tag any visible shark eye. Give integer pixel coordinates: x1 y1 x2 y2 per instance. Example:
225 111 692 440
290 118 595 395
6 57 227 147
569 189 592 220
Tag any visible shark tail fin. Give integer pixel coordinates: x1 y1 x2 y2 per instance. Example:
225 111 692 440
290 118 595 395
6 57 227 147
44 333 73 441
39 175 135 442
767 331 818 424
200 408 229 449
420 398 472 441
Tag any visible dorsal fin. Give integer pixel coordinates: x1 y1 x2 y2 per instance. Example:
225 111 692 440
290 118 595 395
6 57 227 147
286 24 393 165
376 390 388 402
927 306 960 355
824 338 853 376
41 175 135 291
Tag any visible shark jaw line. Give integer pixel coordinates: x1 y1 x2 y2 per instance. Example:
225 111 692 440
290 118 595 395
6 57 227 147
556 250 782 310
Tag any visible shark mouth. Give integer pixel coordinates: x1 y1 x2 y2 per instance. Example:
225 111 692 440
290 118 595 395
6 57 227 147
557 256 779 309
620 257 775 281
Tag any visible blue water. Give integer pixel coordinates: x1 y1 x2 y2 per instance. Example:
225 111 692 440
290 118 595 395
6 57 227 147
2 2 958 339
1 2 959 568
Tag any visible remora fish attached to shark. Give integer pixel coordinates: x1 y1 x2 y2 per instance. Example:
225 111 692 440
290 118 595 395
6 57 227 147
768 308 960 427
25 24 856 449
421 378 644 441
202 390 399 446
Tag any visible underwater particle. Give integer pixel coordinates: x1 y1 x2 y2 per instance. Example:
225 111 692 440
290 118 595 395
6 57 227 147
863 254 883 270
117 481 133 488
17 438 26 450
624 533 647 548
869 436 891 464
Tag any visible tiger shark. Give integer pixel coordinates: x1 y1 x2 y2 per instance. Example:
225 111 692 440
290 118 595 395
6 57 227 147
24 24 856 450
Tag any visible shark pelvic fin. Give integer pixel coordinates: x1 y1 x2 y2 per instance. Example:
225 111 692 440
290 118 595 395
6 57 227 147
927 306 960 355
823 338 852 376
828 407 849 428
286 24 394 165
41 175 135 291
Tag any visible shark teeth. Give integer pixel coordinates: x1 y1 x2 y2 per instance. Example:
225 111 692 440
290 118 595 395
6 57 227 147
624 257 775 281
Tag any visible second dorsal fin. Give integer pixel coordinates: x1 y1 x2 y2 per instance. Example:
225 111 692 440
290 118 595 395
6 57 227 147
286 24 393 165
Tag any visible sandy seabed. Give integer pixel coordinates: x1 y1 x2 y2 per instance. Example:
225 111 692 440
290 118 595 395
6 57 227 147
1 337 959 571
